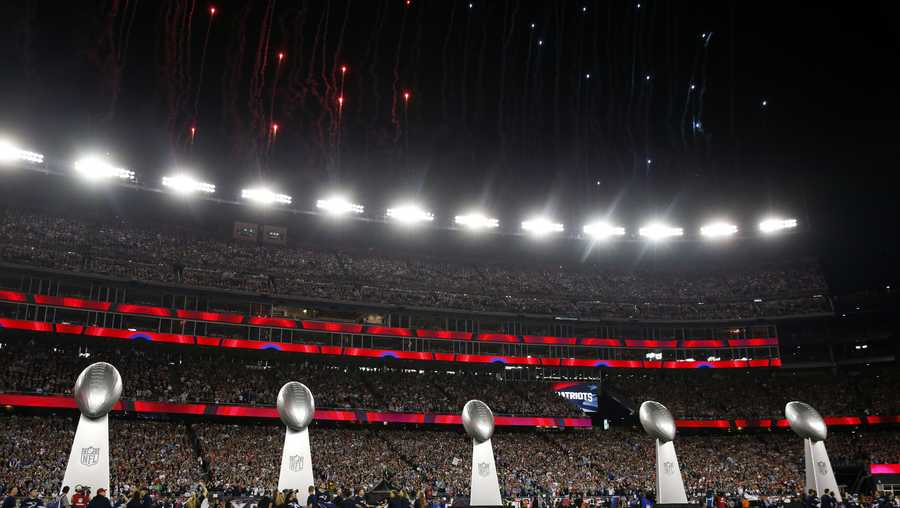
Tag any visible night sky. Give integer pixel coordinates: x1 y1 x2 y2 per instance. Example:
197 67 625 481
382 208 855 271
0 1 896 290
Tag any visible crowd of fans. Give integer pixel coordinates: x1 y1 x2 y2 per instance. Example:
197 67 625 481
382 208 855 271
602 367 900 420
0 337 582 417
2 335 899 421
3 415 899 504
0 208 832 321
1 416 202 497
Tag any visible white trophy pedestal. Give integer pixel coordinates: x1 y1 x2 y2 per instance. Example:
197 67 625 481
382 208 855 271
470 438 502 507
278 427 314 492
62 415 111 493
804 438 841 502
655 439 688 504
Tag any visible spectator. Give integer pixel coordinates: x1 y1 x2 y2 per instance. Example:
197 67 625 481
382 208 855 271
87 489 112 508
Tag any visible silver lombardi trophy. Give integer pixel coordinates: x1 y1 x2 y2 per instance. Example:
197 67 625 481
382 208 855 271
277 382 316 493
62 362 123 494
785 401 842 502
462 400 502 507
639 401 687 504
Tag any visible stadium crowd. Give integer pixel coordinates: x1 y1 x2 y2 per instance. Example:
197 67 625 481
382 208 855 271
3 415 899 505
1 417 202 498
601 368 900 421
2 336 898 421
0 337 583 417
0 209 832 321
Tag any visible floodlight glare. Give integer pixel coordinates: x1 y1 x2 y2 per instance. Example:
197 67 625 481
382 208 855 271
639 223 683 240
241 187 292 205
759 217 797 233
455 213 499 230
0 139 44 164
162 174 216 194
387 204 434 224
522 217 564 236
700 221 738 238
73 155 134 181
583 221 626 239
316 196 364 215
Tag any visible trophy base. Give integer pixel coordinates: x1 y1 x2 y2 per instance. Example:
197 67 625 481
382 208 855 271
63 414 111 493
278 427 315 493
469 439 502 507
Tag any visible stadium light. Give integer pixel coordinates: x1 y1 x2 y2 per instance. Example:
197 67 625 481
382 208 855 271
387 204 434 224
241 187 292 205
583 221 626 239
759 217 797 233
455 213 499 230
0 139 44 164
638 222 683 240
162 174 216 194
316 196 364 215
522 217 564 236
700 221 738 238
73 155 134 181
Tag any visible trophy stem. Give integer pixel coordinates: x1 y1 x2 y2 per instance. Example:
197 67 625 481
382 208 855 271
62 414 111 493
804 438 842 502
278 426 314 493
655 439 688 504
469 438 502 507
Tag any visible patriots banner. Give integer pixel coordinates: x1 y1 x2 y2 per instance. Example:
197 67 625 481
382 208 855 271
552 382 598 413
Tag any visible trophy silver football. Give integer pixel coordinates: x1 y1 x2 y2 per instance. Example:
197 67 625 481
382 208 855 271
277 381 315 431
73 362 123 419
63 362 123 494
638 401 687 504
462 399 495 443
784 401 841 502
785 401 827 441
277 382 316 492
462 400 501 506
638 400 676 442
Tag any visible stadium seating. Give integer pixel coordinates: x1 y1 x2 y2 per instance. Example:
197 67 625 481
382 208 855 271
0 208 831 321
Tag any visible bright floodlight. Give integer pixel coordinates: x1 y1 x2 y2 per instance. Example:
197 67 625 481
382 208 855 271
455 213 499 230
387 204 434 224
241 187 292 205
583 221 626 239
700 221 738 238
639 222 683 240
316 196 364 215
759 217 797 233
522 217 564 236
73 155 134 181
0 139 44 164
162 174 215 194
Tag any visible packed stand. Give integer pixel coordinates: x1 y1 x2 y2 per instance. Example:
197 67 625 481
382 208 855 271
0 337 583 417
2 415 899 503
194 424 408 494
0 208 831 321
0 416 202 497
602 368 879 421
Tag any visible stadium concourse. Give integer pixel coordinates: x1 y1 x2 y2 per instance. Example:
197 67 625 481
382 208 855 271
0 208 832 321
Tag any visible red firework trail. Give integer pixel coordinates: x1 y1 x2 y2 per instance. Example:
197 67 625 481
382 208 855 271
192 4 217 124
268 51 285 139
250 0 276 155
391 5 409 144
